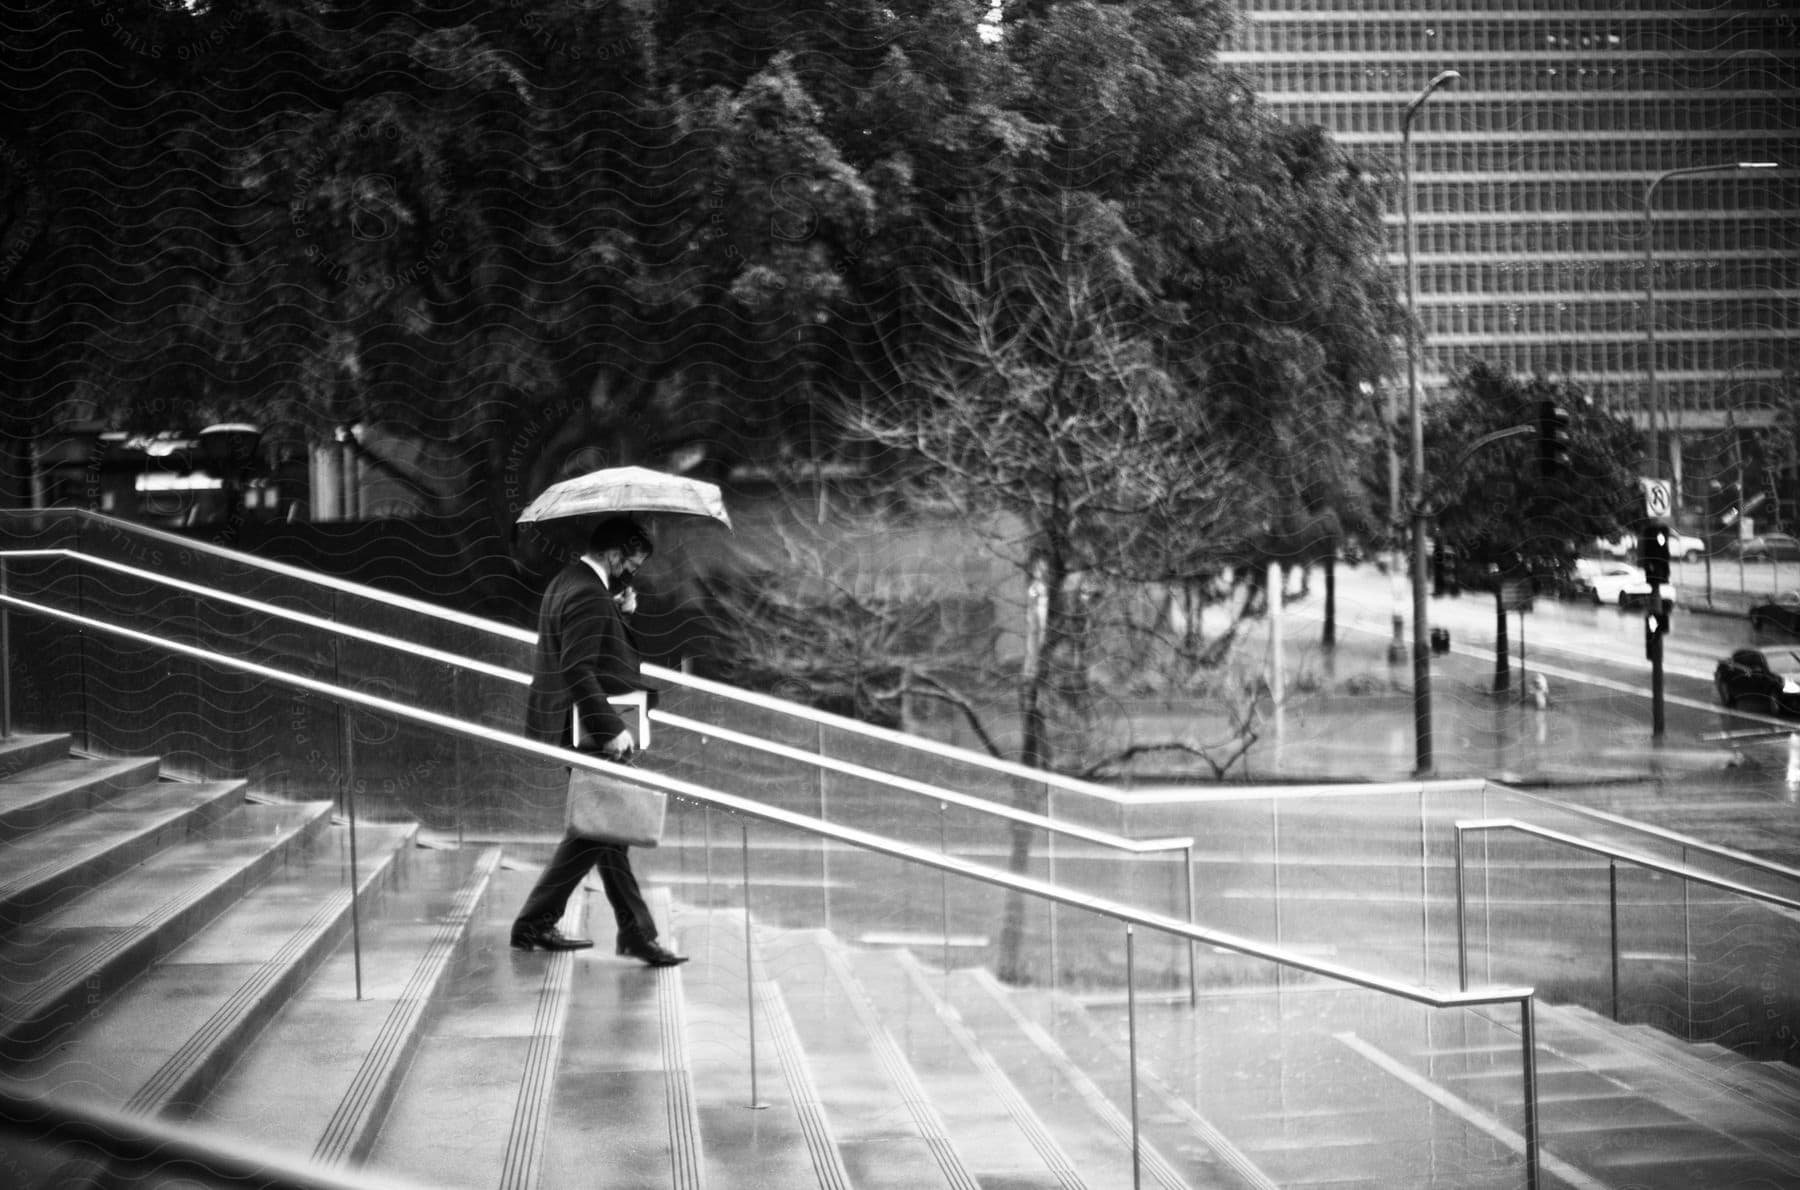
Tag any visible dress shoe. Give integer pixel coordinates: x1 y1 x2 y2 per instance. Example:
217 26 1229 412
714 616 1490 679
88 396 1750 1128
510 925 593 951
616 939 688 967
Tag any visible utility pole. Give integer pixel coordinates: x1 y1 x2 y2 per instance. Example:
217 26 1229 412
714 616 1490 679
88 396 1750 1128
1401 68 1459 776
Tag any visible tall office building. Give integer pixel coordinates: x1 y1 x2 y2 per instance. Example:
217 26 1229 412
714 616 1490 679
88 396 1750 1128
1219 1 1799 515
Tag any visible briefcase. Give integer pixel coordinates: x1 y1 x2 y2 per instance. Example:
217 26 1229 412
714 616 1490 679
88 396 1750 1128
565 761 665 847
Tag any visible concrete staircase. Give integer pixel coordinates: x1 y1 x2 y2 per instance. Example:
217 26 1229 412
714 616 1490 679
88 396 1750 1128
5 734 1800 1190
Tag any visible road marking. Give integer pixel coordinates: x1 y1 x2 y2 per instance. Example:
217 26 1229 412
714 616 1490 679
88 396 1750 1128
1306 608 1797 731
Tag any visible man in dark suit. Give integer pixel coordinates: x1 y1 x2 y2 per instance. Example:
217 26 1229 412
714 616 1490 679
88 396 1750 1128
509 516 687 966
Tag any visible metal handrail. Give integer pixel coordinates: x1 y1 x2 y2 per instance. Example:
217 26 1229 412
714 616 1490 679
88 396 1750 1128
1454 817 1800 1025
12 510 1791 888
1497 786 1800 889
0 509 1130 803
652 710 1192 854
1 554 1547 1188
0 588 1535 1008
0 507 533 642
2 547 531 684
0 540 1180 859
0 1075 436 1190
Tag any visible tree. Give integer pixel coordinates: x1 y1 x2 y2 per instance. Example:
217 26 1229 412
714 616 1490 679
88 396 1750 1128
1423 362 1641 688
0 0 966 543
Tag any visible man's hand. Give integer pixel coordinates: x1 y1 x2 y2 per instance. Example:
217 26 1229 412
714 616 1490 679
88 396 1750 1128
601 729 635 761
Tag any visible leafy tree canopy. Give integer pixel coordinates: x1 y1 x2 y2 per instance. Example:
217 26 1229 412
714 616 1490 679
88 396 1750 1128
1424 361 1642 583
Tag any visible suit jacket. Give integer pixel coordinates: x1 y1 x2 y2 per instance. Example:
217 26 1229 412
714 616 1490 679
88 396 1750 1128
524 560 644 748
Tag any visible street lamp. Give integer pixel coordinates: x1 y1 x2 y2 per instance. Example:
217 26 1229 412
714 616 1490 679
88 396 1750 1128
1642 161 1780 505
1401 68 1459 777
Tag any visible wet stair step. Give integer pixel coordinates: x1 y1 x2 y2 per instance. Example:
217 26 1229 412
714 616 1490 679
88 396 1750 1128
359 863 591 1188
948 969 1261 1190
190 845 503 1169
672 900 848 1190
848 946 1106 1190
1419 1002 1800 1186
0 754 166 842
0 734 74 779
1016 982 1523 1190
0 798 336 1064
538 886 702 1190
760 926 980 1190
0 778 246 928
4 817 417 1116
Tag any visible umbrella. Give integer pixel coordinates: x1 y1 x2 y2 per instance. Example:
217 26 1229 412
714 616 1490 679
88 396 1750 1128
516 466 731 529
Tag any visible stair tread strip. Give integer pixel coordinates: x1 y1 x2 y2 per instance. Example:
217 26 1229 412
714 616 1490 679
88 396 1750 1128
880 949 1089 1190
1014 983 1290 1190
312 845 503 1167
759 971 853 1190
657 895 706 1190
759 925 974 1190
0 800 334 1060
187 849 523 1165
497 892 584 1190
10 819 416 1117
813 932 981 1190
673 903 851 1190
957 969 1197 1190
123 831 408 1116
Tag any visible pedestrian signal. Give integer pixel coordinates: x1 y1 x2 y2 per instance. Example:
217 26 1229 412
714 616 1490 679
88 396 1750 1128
1637 520 1671 584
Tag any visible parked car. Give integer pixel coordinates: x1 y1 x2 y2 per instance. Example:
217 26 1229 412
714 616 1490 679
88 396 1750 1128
1595 534 1633 560
1594 530 1705 562
1570 559 1677 606
1749 591 1800 636
1715 647 1800 715
1667 530 1706 562
1735 533 1800 562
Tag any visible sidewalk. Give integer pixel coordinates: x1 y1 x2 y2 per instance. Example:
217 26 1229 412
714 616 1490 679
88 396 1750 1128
1197 573 1762 788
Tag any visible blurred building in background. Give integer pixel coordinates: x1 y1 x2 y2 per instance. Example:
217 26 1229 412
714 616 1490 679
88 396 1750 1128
1221 0 1799 523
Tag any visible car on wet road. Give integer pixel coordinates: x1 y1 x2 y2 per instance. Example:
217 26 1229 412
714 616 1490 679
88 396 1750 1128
1748 592 1800 637
1571 559 1677 606
1714 647 1800 715
1732 533 1800 563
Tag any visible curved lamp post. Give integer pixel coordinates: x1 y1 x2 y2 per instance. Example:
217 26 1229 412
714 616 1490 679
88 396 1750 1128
1401 68 1459 777
1641 160 1780 505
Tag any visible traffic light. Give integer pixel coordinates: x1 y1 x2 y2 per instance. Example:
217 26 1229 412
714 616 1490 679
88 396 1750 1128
1638 520 1671 584
1534 400 1571 477
1645 597 1673 659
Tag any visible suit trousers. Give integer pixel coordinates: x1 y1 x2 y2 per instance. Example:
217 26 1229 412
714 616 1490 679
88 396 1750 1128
513 831 658 946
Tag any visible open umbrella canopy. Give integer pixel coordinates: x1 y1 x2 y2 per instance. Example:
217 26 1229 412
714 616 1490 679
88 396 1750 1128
516 466 731 529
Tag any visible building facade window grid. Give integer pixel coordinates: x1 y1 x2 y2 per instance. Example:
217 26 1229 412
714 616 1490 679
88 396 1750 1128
1223 0 1800 437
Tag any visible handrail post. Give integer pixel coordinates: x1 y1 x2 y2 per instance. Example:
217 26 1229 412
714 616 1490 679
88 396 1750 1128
1126 923 1141 1190
340 704 364 1002
1046 791 1059 996
741 821 763 1109
939 801 950 974
1184 844 1198 1008
1454 824 1469 991
816 720 830 933
1521 995 1540 1190
1 555 11 740
1682 846 1694 1041
704 806 714 912
1608 858 1620 1021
